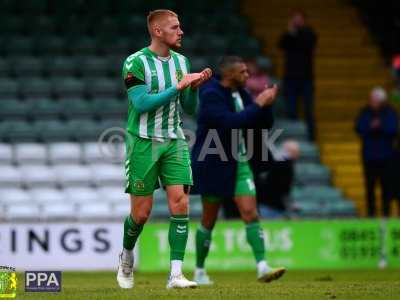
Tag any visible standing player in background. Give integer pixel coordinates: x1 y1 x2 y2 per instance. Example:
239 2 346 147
191 56 285 285
117 9 212 289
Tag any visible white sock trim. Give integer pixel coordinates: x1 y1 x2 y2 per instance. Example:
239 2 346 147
170 260 183 277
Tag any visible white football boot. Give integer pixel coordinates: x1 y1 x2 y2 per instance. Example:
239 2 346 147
193 268 214 285
166 274 198 289
117 251 134 289
257 266 286 283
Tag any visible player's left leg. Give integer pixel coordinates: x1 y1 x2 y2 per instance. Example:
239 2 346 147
234 160 285 282
161 139 197 289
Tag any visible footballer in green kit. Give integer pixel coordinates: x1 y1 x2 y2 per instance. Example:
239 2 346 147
117 9 212 289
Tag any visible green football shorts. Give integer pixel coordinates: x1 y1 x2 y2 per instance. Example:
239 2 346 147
202 159 256 203
125 135 193 196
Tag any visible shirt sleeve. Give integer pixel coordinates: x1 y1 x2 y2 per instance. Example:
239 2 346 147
180 57 199 115
122 55 145 89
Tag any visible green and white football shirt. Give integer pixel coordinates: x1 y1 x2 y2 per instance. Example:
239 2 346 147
122 47 190 140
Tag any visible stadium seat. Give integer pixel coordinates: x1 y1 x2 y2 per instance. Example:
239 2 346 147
0 188 31 204
55 164 92 187
48 142 82 164
34 36 65 55
1 120 38 142
41 203 76 220
113 202 130 218
20 78 52 99
298 141 320 163
294 163 331 186
61 98 93 120
97 186 129 203
0 143 13 164
14 143 47 165
0 15 24 35
67 120 103 141
79 56 110 77
82 142 106 163
67 36 98 55
291 186 342 203
12 56 43 77
53 77 85 98
30 98 62 120
0 79 18 99
6 203 40 220
45 56 77 77
274 120 308 141
86 78 121 98
20 165 57 188
91 164 124 187
0 166 22 187
0 58 11 77
0 99 28 120
35 120 72 142
64 187 98 203
30 187 66 204
79 202 111 219
92 98 126 119
3 36 34 55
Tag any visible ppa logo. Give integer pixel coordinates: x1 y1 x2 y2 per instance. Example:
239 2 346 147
25 271 61 292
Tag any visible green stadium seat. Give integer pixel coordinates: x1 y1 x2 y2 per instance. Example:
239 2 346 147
20 77 52 99
30 16 55 35
61 98 93 120
274 119 308 140
45 56 77 77
0 15 24 34
34 35 65 55
53 77 85 98
298 141 320 163
67 120 103 141
13 56 43 77
0 79 18 99
17 0 48 14
30 99 62 120
107 55 125 76
2 120 38 142
79 57 109 77
92 98 126 119
102 38 131 55
0 58 11 77
294 163 331 185
86 78 120 98
291 186 342 203
35 120 71 142
326 200 357 216
4 36 34 55
68 36 98 55
0 99 28 120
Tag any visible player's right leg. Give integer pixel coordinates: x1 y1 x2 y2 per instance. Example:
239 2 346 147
117 136 160 289
117 194 153 288
194 196 221 285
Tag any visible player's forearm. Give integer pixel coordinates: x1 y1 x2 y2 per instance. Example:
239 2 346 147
181 87 198 115
128 85 179 113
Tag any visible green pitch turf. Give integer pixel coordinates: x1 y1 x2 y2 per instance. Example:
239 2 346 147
16 270 399 300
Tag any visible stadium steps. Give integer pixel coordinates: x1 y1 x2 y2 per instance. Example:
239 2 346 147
242 0 395 216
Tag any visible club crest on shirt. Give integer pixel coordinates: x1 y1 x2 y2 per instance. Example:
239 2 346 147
176 70 183 82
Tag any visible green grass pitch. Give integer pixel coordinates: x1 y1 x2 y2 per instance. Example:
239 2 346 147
16 270 399 300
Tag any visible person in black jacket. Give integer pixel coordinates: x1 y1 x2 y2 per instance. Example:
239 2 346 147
257 140 299 218
191 56 285 285
279 10 317 141
355 87 399 217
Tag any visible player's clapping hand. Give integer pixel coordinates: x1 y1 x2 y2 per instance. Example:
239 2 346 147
191 68 213 88
255 84 279 107
176 73 203 91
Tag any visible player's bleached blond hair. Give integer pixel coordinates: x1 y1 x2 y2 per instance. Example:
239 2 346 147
147 9 178 35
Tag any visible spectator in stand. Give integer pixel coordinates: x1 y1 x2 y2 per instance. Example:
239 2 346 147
279 10 317 141
245 57 273 99
257 140 299 219
355 87 399 217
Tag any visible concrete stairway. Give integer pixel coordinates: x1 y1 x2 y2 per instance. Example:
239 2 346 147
242 0 393 216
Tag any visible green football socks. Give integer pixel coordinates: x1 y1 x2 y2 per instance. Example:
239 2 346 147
169 214 189 261
195 225 212 268
123 215 144 251
246 221 266 262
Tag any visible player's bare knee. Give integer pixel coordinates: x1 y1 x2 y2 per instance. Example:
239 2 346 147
241 208 258 223
132 208 151 224
170 192 188 214
201 217 216 230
